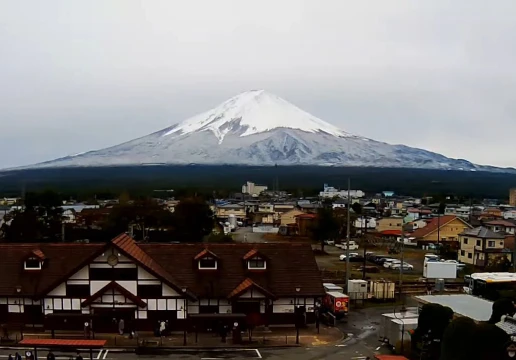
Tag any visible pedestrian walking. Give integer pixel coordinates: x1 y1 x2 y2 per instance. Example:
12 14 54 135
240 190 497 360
118 318 125 335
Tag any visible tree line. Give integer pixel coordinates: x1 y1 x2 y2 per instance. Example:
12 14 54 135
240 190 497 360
0 191 217 243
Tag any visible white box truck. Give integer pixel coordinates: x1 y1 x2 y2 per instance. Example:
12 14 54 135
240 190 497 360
423 260 457 279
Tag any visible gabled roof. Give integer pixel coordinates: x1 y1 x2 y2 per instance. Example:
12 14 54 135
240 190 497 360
227 278 275 299
111 234 195 300
28 249 46 260
243 249 266 260
81 281 147 308
460 226 505 239
0 243 105 297
194 248 219 260
484 220 516 227
410 215 471 238
141 243 324 298
0 236 324 299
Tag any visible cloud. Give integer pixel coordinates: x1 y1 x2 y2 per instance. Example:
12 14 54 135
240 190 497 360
0 0 515 168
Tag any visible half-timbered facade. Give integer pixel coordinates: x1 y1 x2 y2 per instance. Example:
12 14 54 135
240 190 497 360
0 235 324 332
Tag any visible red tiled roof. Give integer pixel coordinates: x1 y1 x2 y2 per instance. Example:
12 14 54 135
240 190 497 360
81 281 146 308
194 248 219 260
112 234 194 299
19 339 106 348
0 243 105 297
140 242 324 298
484 220 516 227
30 249 46 260
296 214 317 219
243 249 266 260
0 235 324 299
381 230 402 236
227 278 275 299
410 215 470 238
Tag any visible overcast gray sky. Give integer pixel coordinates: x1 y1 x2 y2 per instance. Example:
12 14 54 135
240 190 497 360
1 0 515 168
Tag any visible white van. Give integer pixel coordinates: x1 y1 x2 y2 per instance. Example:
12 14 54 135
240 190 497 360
336 241 359 250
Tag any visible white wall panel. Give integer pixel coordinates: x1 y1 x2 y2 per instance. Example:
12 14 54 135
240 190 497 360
63 299 71 310
53 299 62 310
157 299 166 310
72 299 81 310
117 281 137 295
69 266 89 280
138 310 148 319
147 299 157 311
138 267 156 280
162 284 180 297
91 281 110 294
48 283 66 296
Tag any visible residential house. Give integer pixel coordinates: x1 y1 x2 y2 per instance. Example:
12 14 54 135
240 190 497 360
297 203 321 214
482 207 503 218
0 235 324 332
458 227 511 268
295 213 317 237
280 209 305 226
354 217 377 233
216 204 246 219
445 206 472 219
409 215 472 246
484 220 516 235
504 210 516 220
376 217 404 233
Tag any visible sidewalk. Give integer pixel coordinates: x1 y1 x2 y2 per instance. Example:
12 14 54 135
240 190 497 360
16 325 344 348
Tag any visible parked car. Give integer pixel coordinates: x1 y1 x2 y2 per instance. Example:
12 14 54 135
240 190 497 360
376 256 393 265
383 258 399 268
339 252 360 261
391 262 414 270
336 241 359 250
324 240 335 246
370 255 389 264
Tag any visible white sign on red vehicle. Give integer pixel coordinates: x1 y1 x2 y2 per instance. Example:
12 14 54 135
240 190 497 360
323 291 349 315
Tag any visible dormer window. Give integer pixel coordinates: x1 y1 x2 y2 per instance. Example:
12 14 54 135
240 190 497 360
195 249 218 270
199 256 217 270
24 257 42 270
248 257 266 270
243 249 267 270
24 249 45 270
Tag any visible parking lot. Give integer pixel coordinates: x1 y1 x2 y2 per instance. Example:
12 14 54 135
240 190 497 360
316 243 427 280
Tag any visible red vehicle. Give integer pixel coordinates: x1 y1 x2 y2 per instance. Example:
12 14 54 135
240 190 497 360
323 291 349 319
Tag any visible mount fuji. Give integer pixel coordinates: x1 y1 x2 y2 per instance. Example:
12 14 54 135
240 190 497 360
26 90 511 172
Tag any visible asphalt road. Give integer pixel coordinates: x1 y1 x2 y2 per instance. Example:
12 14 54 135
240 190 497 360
0 303 411 360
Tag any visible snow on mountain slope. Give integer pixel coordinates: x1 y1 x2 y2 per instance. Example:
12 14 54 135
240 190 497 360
162 90 353 143
20 90 515 172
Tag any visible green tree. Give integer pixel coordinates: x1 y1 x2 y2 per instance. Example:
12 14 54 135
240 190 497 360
2 190 64 242
172 197 214 242
351 202 363 215
311 207 339 251
104 198 174 239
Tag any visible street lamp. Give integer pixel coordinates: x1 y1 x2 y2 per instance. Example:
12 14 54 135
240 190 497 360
182 288 187 346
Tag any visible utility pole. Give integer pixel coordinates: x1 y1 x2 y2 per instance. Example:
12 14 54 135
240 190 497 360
362 216 368 280
399 218 405 307
345 178 351 293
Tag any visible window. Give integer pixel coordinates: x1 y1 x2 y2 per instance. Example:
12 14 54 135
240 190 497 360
468 253 472 259
463 238 468 244
248 258 266 270
199 257 217 270
66 284 90 297
500 241 504 246
89 267 138 280
460 250 465 256
488 240 495 247
137 284 162 298
476 240 481 246
24 258 41 270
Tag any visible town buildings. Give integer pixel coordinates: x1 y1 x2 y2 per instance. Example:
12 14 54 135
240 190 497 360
458 227 511 268
0 234 324 332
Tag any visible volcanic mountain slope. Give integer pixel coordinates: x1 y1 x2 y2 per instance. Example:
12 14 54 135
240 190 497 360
26 90 511 172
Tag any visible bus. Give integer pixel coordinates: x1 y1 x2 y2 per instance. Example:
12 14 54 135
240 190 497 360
464 272 516 301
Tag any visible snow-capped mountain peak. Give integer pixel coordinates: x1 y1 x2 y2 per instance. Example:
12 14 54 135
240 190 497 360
19 89 514 173
162 89 353 143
